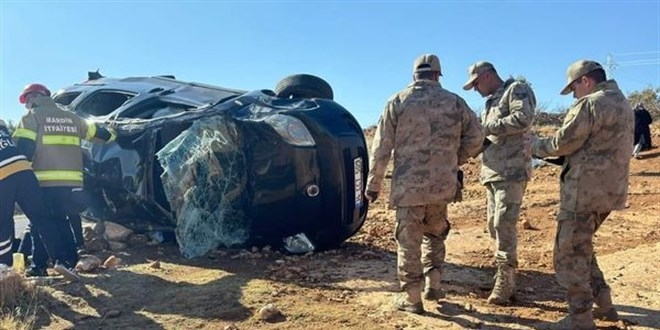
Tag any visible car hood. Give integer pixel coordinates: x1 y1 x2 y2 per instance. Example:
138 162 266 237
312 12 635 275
106 91 322 257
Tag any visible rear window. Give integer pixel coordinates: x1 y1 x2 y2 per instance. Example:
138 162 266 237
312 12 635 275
116 99 196 119
53 92 83 106
76 90 136 116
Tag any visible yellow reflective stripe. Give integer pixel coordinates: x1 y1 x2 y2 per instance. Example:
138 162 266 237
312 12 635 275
13 128 37 140
42 135 80 146
35 170 83 182
108 129 116 142
86 121 97 140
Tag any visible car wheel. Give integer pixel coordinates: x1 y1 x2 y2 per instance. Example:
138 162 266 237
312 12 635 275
274 74 334 100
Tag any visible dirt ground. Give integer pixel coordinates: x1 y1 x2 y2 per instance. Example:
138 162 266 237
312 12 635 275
23 124 660 330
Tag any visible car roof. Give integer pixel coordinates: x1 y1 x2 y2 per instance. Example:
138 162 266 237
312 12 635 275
56 75 247 109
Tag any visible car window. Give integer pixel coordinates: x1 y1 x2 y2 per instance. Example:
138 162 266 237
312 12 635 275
76 90 136 117
53 92 83 106
116 98 195 119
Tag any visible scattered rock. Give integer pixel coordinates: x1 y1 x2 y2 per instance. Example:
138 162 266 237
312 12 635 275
103 255 122 269
86 237 109 252
126 234 150 247
257 303 284 322
108 241 128 251
76 255 102 272
92 221 106 235
149 261 161 269
103 222 133 242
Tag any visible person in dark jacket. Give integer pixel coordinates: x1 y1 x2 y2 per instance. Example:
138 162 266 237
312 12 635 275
0 118 79 281
632 103 653 158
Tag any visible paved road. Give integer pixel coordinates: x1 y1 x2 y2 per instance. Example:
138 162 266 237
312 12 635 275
14 214 28 238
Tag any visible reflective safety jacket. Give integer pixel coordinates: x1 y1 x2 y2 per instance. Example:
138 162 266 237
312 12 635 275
0 119 32 181
13 96 116 187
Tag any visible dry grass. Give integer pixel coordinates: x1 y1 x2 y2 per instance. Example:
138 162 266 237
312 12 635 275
0 269 40 330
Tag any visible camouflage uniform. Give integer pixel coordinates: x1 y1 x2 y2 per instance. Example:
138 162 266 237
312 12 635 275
367 75 484 310
533 74 633 329
480 78 536 269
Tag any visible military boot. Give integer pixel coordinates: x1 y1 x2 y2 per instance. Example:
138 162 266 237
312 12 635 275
549 312 595 330
572 310 596 330
487 264 516 305
394 288 424 314
423 269 445 301
593 287 619 321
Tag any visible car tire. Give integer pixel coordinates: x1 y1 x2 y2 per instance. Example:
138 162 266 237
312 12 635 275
274 74 334 100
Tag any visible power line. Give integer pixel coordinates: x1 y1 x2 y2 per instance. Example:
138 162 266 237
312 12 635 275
605 52 660 77
618 61 660 67
612 51 660 56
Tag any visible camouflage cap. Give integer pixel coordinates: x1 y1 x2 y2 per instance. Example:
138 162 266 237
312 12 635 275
560 60 604 95
462 61 495 90
413 54 442 75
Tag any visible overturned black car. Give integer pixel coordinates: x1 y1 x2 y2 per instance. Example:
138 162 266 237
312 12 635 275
53 73 369 257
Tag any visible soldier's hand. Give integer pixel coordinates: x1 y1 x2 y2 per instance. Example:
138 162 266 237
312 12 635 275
478 137 492 154
453 170 464 203
365 190 379 203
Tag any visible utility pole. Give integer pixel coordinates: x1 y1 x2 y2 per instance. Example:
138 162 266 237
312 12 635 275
605 53 616 77
605 51 660 81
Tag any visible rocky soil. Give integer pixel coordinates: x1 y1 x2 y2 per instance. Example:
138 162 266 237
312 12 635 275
15 123 660 330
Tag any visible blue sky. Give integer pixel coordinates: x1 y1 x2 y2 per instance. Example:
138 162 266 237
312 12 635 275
1 1 659 128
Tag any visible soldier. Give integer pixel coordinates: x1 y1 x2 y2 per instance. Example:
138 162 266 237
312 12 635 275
0 118 79 281
13 83 115 278
531 60 631 329
366 54 484 314
462 61 536 305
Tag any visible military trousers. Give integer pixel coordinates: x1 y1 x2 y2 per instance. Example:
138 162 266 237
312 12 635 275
395 203 450 292
554 210 610 316
485 180 527 268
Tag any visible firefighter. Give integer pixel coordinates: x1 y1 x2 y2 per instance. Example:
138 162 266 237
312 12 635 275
12 83 116 277
0 118 79 281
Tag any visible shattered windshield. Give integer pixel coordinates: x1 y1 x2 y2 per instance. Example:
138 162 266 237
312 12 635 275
156 116 250 258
